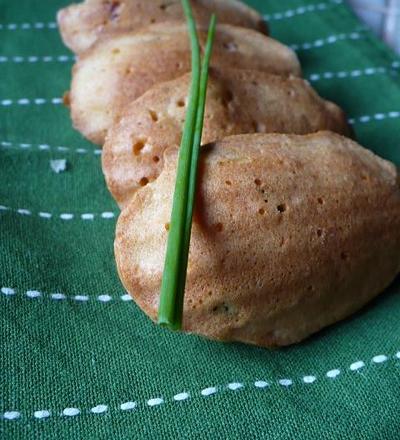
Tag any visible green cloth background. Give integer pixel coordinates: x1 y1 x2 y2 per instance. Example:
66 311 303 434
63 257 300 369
1 0 399 438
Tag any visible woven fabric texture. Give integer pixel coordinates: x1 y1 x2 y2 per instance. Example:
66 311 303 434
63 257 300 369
1 0 399 439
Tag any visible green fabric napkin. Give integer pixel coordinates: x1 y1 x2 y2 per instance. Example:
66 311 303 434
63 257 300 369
1 0 399 438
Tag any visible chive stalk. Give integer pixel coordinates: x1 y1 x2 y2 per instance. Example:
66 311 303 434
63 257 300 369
178 14 217 319
158 1 217 329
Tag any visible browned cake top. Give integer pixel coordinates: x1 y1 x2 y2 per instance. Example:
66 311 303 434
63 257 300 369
103 68 351 208
115 132 400 347
70 23 301 144
58 0 268 54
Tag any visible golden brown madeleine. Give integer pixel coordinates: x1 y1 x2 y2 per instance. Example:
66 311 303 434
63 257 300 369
103 69 351 208
69 23 301 144
57 0 268 54
115 132 400 348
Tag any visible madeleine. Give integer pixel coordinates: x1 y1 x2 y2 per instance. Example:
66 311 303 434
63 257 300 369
115 132 400 347
69 23 301 144
103 69 351 208
58 0 267 54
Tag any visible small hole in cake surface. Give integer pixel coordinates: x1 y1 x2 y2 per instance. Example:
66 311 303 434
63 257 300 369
223 90 234 105
177 99 185 107
256 122 267 133
150 18 156 23
340 252 348 261
149 110 158 122
212 302 231 313
110 1 121 20
254 178 261 186
223 41 238 52
258 208 265 215
225 90 233 102
215 223 223 233
153 155 160 163
317 197 324 205
139 177 149 187
317 229 323 237
132 140 145 155
164 223 170 231
277 203 287 213
225 180 232 186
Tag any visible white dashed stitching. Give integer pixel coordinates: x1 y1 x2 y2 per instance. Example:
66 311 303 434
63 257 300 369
0 55 74 63
0 22 57 30
1 140 101 155
0 205 116 221
263 0 342 21
348 111 400 125
308 62 399 82
0 286 132 303
291 31 365 51
1 98 63 106
2 352 396 421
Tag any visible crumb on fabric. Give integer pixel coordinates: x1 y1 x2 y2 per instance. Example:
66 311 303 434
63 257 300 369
50 159 67 173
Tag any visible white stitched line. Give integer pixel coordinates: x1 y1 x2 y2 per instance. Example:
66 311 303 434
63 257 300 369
2 352 396 420
254 380 269 388
0 55 74 63
33 410 50 419
62 408 80 417
0 205 116 220
201 387 217 396
348 111 400 124
3 411 20 420
291 31 365 51
147 398 164 407
278 379 293 387
227 382 244 391
0 98 62 106
350 361 365 371
120 402 136 411
0 22 57 30
174 392 190 401
1 286 132 303
326 369 340 378
303 375 317 384
263 0 342 21
308 62 400 82
0 140 102 155
90 405 108 414
372 355 388 364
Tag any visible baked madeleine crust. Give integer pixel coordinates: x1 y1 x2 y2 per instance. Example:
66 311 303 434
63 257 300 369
115 132 400 347
103 69 351 208
57 0 268 54
69 23 301 144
